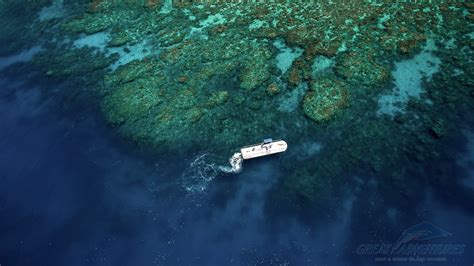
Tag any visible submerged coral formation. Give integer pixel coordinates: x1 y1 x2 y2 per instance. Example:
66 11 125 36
336 50 389 86
7 1 473 208
302 78 349 123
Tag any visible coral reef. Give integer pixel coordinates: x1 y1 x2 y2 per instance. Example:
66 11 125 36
239 45 272 90
336 50 389 86
302 78 349 123
9 1 472 209
0 0 51 55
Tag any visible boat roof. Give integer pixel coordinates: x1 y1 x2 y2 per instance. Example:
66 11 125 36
240 139 283 149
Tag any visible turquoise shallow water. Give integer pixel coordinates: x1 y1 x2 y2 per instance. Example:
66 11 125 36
1 1 473 265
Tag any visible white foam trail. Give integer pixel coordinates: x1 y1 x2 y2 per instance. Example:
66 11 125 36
181 153 219 193
182 152 243 193
219 152 243 174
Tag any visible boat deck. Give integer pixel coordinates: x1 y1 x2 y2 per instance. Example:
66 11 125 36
240 140 287 160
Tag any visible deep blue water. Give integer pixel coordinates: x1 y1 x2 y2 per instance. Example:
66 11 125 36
1 54 474 266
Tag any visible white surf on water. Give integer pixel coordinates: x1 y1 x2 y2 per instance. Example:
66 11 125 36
181 152 243 193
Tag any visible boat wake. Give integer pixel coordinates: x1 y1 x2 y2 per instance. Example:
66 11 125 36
181 152 243 193
219 152 243 174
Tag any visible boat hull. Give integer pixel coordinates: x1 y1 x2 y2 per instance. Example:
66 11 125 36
240 140 288 160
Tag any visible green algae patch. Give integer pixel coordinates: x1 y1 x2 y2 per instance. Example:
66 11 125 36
106 59 155 84
286 59 311 88
62 13 113 34
336 51 389 87
430 118 447 138
239 45 272 90
206 90 229 108
101 84 205 151
302 78 349 123
32 48 117 77
108 30 136 47
102 80 163 124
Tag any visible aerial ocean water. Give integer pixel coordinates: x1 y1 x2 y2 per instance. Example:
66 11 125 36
1 1 473 265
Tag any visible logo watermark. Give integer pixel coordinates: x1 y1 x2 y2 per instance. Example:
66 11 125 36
356 221 466 263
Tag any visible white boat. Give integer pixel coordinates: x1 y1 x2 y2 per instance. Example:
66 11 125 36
240 138 288 160
221 139 287 174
